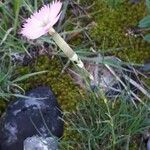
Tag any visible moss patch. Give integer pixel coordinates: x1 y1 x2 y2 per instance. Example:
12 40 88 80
16 56 82 112
0 100 6 115
15 56 84 149
79 0 150 63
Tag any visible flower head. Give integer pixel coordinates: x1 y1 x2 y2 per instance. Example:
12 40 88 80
21 1 62 39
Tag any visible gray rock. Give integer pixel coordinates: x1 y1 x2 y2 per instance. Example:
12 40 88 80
24 135 58 150
147 138 150 150
0 86 64 150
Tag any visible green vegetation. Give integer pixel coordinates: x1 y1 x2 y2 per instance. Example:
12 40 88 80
61 94 150 149
138 0 150 41
0 0 150 149
80 0 150 63
17 56 82 111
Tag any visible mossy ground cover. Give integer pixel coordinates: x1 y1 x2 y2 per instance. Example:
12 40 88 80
79 0 150 63
16 56 82 112
16 55 84 148
60 1 150 149
0 0 150 149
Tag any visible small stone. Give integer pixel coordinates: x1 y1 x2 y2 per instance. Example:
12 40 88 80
147 138 150 150
0 86 64 150
24 135 58 150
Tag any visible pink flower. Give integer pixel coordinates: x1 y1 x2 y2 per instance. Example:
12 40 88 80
21 1 62 39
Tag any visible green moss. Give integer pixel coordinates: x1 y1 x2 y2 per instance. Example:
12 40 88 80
17 56 82 112
0 56 82 147
0 100 6 115
16 56 84 148
80 0 150 63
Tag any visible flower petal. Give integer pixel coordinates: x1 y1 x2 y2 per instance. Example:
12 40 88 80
48 1 62 25
44 12 61 31
21 24 46 39
20 1 62 39
33 5 51 26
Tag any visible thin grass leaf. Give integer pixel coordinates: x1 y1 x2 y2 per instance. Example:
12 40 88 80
34 0 38 11
23 0 33 13
124 75 150 99
13 0 22 34
146 0 150 14
0 28 13 46
12 71 48 83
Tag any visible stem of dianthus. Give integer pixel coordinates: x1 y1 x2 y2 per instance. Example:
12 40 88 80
49 27 94 80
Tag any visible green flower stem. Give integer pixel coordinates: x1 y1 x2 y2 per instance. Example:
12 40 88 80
49 27 94 80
